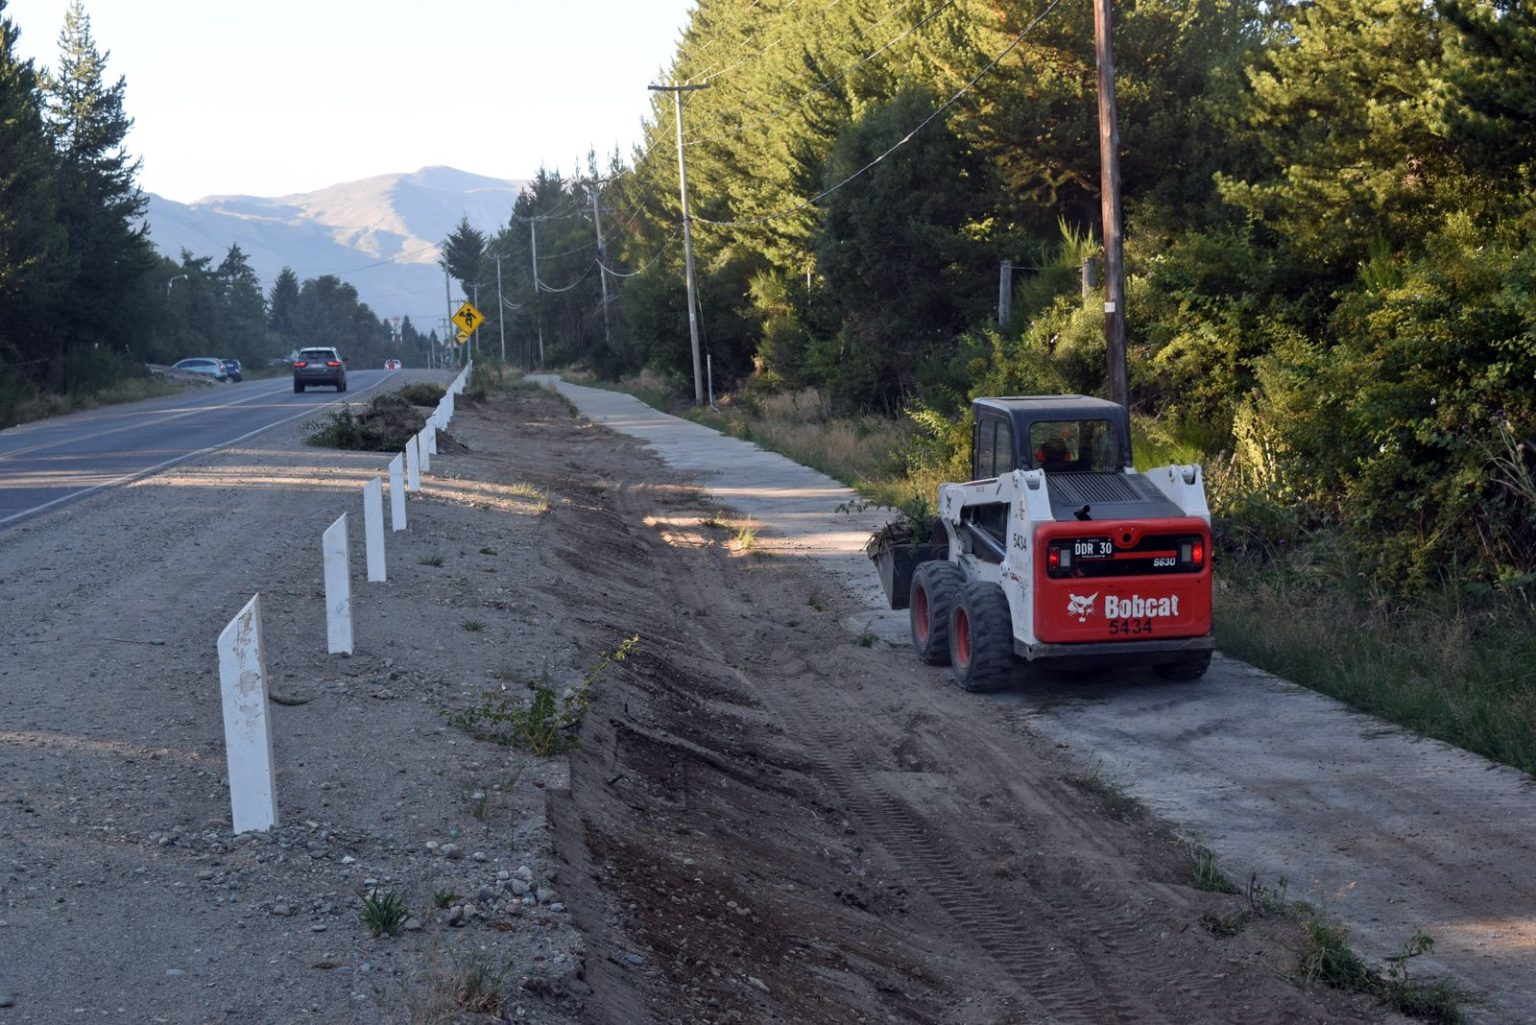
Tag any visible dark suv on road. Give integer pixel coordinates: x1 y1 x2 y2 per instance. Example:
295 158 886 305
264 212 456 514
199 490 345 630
292 347 347 393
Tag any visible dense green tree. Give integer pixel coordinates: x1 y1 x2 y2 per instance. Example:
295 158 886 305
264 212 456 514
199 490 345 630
215 244 267 360
1217 0 1468 269
40 0 155 379
812 87 991 410
0 0 70 393
268 266 300 348
439 215 485 296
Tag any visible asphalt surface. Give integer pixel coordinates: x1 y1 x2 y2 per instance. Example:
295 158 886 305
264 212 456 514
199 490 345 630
536 375 1536 1025
0 370 406 528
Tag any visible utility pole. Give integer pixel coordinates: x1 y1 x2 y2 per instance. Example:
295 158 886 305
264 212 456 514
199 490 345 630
495 254 507 363
997 259 1013 325
649 81 710 405
1094 0 1129 411
591 183 613 354
529 220 545 370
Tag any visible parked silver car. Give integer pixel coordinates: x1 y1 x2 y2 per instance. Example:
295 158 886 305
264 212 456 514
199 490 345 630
172 357 228 382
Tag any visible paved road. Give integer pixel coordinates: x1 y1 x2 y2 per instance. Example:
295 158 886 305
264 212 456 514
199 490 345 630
0 371 414 529
536 375 1536 1025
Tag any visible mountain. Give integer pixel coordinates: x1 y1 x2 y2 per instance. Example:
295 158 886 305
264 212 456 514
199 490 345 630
140 167 528 332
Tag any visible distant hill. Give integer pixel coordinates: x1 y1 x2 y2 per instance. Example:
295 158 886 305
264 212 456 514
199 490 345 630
140 167 527 333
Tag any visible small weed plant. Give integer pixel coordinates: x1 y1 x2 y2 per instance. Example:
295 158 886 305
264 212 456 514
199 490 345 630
442 635 638 755
1297 920 1465 1023
432 889 458 910
460 619 486 633
1066 762 1143 821
419 554 445 567
479 546 498 556
1189 845 1240 894
361 889 411 937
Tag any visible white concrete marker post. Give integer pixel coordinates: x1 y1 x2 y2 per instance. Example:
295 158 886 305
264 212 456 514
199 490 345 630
388 454 406 531
363 476 386 582
217 594 278 833
323 514 353 654
405 436 421 492
419 429 432 473
425 421 439 456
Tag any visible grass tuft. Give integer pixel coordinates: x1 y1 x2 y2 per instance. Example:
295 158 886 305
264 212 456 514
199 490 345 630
460 619 486 633
360 890 411 937
418 554 445 567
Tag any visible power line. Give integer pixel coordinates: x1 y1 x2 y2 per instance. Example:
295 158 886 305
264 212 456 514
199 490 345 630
597 230 678 279
535 260 599 294
695 0 1065 229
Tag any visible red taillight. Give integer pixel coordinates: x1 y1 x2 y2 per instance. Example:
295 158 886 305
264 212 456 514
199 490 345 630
293 360 308 368
326 360 340 367
1192 539 1205 568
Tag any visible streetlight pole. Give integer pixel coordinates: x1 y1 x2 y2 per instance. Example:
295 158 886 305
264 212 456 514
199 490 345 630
1094 0 1129 411
649 81 710 406
166 274 188 299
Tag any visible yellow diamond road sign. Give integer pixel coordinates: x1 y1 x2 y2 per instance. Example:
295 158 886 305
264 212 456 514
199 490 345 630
456 330 471 346
452 301 485 336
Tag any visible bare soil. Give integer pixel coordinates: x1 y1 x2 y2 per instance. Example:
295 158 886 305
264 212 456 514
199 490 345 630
0 384 1408 1024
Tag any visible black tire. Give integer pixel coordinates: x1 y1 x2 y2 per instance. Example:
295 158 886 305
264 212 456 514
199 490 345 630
948 580 1016 692
336 379 347 393
293 381 304 393
1153 650 1213 681
909 562 964 665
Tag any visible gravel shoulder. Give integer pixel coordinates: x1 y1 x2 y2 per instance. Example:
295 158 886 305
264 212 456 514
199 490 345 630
1 383 1433 1024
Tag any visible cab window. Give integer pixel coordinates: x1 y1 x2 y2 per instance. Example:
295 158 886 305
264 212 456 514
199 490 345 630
972 417 1016 479
1028 420 1120 472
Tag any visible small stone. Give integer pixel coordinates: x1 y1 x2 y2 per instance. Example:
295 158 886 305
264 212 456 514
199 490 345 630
515 865 533 882
166 969 186 977
402 917 423 932
340 855 356 865
441 843 463 861
511 879 530 897
624 952 644 966
472 851 487 863
535 887 555 904
0 992 13 1007
311 924 328 933
272 904 293 917
196 869 216 881
548 902 566 913
447 906 465 926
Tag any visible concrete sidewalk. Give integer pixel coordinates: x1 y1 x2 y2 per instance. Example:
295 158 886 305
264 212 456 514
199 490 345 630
536 376 1536 1024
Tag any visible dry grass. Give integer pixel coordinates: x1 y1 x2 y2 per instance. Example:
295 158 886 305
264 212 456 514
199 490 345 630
7 376 192 426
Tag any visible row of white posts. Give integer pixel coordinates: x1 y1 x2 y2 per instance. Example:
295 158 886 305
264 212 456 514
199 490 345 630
217 364 471 833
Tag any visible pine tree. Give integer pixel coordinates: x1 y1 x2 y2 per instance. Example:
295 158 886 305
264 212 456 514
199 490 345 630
440 216 485 295
0 0 70 378
40 0 155 372
268 266 300 350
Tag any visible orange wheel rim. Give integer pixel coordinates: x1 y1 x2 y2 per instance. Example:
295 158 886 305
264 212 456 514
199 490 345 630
955 608 971 667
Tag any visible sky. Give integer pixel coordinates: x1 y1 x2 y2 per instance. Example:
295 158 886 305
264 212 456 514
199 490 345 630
5 0 698 202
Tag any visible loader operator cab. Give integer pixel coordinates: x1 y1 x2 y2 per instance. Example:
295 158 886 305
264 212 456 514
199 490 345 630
970 396 1131 481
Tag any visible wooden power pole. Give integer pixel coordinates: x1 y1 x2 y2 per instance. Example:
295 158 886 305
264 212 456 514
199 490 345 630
649 82 710 406
1094 0 1129 411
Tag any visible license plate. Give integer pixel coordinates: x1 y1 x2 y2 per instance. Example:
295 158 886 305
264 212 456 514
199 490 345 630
1072 537 1115 559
